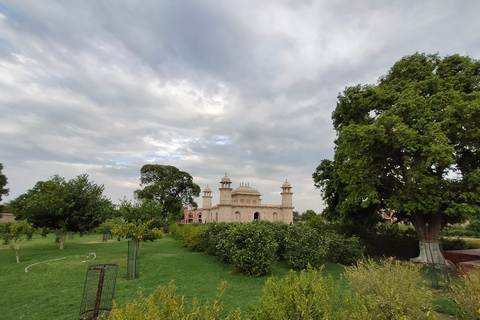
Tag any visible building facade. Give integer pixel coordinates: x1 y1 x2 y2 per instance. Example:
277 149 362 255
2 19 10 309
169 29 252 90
182 207 203 224
201 174 294 224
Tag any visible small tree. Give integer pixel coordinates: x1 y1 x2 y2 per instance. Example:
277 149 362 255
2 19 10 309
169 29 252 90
111 219 163 243
10 174 114 249
112 219 163 279
118 198 169 230
1 221 33 263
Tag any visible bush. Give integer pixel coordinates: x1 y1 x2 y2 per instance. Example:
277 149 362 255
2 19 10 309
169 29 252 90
345 258 436 320
249 266 368 320
268 222 289 260
107 281 242 320
225 221 279 276
450 268 480 320
306 214 336 234
283 223 327 269
179 224 204 251
442 237 468 251
168 223 181 239
324 233 364 265
198 222 235 257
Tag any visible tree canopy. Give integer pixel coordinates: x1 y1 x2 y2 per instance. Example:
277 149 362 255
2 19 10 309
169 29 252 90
10 174 114 249
301 209 317 222
0 163 9 213
135 164 200 221
313 53 480 263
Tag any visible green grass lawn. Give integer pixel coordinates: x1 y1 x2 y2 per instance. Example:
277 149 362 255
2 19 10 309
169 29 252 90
0 233 345 320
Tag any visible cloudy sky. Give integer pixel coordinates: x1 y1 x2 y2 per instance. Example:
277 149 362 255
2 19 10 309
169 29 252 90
1 1 479 213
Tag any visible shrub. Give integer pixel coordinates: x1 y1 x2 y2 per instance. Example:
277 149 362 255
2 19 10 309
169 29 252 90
306 214 336 234
283 223 327 269
198 222 235 257
107 281 242 320
225 221 279 276
443 223 477 238
324 233 364 265
268 222 289 260
168 223 181 239
179 224 204 251
450 268 480 320
249 266 368 320
345 258 436 320
441 237 468 251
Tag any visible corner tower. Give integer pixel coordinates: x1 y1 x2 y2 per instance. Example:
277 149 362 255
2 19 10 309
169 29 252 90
281 180 293 208
202 186 213 208
219 174 232 205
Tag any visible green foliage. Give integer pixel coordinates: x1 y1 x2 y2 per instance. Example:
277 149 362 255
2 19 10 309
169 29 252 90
450 268 480 320
111 219 163 243
269 222 289 259
466 218 480 237
283 223 326 269
300 209 317 221
441 237 468 251
324 233 364 266
345 258 436 320
118 198 169 230
198 222 236 257
225 221 279 276
0 163 8 212
170 223 205 251
250 266 368 320
10 174 113 249
107 281 242 320
0 220 33 262
350 222 420 258
134 165 200 221
292 211 301 222
313 53 480 250
94 217 124 234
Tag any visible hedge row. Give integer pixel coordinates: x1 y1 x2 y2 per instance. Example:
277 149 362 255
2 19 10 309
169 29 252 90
169 221 364 276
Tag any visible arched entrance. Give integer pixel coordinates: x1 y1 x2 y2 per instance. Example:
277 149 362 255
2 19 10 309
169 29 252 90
254 212 260 220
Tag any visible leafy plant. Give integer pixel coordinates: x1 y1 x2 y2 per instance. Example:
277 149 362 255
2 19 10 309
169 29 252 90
324 232 364 265
111 219 163 243
283 223 327 269
227 221 279 276
345 258 436 320
107 281 242 320
0 220 33 263
450 268 480 320
250 266 368 319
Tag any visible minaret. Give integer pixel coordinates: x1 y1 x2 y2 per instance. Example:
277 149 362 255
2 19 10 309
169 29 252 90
219 173 232 205
202 185 212 208
281 180 293 208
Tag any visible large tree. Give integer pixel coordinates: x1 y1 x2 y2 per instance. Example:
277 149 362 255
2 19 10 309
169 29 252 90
313 53 480 263
135 165 200 221
0 163 9 214
10 174 114 249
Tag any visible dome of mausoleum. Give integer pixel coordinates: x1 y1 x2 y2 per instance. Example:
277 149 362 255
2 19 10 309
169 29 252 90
231 185 261 196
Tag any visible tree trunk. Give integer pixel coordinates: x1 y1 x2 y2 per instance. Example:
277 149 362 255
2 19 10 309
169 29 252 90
410 212 445 264
13 243 20 263
59 232 67 250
